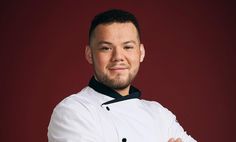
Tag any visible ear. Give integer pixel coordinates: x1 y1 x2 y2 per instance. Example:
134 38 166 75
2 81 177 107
140 44 145 62
85 45 93 64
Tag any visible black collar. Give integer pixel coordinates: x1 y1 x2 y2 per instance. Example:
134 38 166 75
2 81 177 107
88 76 141 105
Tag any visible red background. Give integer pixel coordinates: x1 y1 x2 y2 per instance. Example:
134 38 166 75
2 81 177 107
1 1 235 142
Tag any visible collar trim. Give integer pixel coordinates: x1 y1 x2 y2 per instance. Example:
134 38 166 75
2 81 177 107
88 76 141 105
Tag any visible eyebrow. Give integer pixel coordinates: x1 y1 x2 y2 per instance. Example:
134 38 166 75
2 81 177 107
97 40 137 45
97 41 112 45
123 40 137 45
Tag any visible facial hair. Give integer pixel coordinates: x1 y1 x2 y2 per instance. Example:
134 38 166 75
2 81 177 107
95 72 134 90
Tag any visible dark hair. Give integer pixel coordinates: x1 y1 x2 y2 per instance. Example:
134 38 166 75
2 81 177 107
89 9 141 44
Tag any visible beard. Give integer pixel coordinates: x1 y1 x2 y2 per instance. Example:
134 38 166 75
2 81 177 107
94 71 137 91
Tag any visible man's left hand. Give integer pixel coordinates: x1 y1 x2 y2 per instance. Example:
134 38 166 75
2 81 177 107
168 138 182 142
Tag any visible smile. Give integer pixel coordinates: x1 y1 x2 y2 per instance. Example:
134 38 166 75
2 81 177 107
109 66 128 72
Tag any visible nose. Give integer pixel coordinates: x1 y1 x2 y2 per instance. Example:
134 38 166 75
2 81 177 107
111 47 124 62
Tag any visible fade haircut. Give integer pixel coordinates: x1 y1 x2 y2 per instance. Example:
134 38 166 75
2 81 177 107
88 9 141 45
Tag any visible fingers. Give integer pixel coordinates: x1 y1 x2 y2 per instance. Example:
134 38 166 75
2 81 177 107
168 137 182 142
176 138 182 142
168 138 175 142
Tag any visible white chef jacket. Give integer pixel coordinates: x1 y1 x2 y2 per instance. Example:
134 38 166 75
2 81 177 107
48 77 196 142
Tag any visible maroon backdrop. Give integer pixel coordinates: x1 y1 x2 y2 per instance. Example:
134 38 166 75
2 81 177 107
1 1 235 142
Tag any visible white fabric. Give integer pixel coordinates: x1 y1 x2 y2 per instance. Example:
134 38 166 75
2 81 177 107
48 86 196 142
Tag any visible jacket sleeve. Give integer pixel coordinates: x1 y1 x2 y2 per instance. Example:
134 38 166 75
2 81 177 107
47 98 102 142
163 107 197 142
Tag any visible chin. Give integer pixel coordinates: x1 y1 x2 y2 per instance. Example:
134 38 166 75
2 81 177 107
114 77 129 83
110 82 130 90
111 77 131 87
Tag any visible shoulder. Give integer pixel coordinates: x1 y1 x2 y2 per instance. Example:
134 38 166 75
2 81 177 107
51 87 101 118
48 87 103 141
140 99 176 121
48 87 102 132
56 86 101 107
140 99 168 112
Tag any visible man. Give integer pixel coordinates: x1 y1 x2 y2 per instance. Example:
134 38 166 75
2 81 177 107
48 9 196 142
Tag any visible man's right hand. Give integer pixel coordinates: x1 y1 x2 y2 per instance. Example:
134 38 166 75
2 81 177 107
168 138 182 142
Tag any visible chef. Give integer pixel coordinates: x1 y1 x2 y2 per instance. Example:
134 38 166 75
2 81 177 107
48 9 197 142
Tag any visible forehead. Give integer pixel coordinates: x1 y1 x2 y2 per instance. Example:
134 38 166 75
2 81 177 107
91 22 140 44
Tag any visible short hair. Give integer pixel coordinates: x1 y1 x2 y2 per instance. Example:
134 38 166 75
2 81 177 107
89 9 141 44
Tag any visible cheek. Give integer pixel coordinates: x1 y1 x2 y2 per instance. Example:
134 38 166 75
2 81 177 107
93 54 109 69
129 55 142 71
128 53 141 64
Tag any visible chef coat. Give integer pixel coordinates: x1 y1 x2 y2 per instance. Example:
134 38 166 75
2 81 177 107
48 77 196 142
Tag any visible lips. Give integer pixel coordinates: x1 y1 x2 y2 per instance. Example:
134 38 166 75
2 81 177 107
108 65 128 71
109 67 127 71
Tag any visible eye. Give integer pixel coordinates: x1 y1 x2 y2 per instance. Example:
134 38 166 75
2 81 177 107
124 46 134 50
100 46 111 51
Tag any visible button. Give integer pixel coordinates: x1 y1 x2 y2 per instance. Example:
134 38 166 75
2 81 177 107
106 106 110 111
122 138 127 142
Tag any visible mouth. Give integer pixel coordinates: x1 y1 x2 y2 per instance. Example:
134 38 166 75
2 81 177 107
108 66 128 72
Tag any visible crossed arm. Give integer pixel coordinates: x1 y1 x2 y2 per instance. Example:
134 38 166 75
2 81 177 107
168 138 183 142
